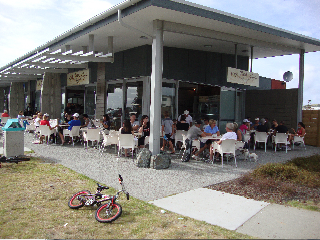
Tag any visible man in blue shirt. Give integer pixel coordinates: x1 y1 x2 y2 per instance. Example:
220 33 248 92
59 113 81 145
193 119 220 160
68 113 81 130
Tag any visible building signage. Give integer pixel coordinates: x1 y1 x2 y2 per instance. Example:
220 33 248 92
36 80 43 91
67 69 90 86
227 67 259 87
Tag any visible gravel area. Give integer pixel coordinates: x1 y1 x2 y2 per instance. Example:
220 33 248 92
17 132 320 202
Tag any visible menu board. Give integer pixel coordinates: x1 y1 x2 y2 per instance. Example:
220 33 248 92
227 67 259 87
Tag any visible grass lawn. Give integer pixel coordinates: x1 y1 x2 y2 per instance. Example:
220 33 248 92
0 157 250 239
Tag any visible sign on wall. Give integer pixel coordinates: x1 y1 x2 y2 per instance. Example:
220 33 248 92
67 69 90 86
227 67 259 87
36 80 43 91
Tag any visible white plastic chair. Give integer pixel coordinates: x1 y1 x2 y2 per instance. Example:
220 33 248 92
100 131 118 154
292 135 306 150
25 123 36 133
175 130 186 149
1 117 10 125
192 139 200 152
274 133 289 153
38 125 56 145
118 134 136 158
83 128 101 150
216 139 237 168
63 126 81 146
243 133 251 148
254 132 268 152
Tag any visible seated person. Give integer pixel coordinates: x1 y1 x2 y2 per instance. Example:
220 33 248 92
1 110 9 117
34 112 43 127
130 113 140 132
233 122 243 141
210 123 237 161
138 115 150 148
39 113 58 143
288 121 306 144
58 113 81 145
239 119 250 134
257 118 268 132
121 119 134 157
193 119 220 159
251 117 260 130
81 114 94 128
101 114 111 131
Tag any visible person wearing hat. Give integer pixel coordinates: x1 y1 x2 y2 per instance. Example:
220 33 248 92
39 113 58 144
181 119 206 162
58 113 81 145
178 110 193 127
251 117 261 130
239 119 250 134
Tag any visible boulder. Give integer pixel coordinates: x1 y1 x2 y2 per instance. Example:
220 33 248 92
136 148 152 168
151 154 171 170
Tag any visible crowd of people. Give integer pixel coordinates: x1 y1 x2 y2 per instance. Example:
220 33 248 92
0 107 307 156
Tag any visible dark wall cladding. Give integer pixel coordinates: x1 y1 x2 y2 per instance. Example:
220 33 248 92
105 45 151 79
104 44 275 90
245 88 298 129
88 62 98 83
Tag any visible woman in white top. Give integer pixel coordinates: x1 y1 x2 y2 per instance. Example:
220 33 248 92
34 112 43 127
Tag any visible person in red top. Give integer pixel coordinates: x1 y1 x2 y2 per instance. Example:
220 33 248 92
1 110 9 117
39 113 58 143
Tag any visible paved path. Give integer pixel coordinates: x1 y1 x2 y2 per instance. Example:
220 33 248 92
8 133 320 238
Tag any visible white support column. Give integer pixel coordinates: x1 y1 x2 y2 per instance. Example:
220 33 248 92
150 20 163 155
298 49 305 123
250 46 253 72
122 80 127 126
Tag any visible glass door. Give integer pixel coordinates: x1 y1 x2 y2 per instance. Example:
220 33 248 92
219 87 236 134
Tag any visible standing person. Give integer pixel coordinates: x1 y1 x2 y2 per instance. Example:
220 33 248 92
182 119 206 162
161 111 175 154
176 115 189 131
178 110 193 127
101 114 111 130
121 119 133 157
138 115 150 148
130 113 140 132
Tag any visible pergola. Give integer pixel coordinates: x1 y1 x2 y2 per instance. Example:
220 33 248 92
1 0 320 154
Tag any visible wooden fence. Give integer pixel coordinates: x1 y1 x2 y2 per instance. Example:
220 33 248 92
302 110 320 147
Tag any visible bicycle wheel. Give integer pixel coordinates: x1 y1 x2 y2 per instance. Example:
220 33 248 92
68 190 91 209
95 202 122 223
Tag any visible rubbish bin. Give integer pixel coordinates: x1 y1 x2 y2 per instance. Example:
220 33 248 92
2 119 25 157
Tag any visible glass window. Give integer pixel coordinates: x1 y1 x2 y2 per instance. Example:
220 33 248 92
162 82 176 119
107 83 123 130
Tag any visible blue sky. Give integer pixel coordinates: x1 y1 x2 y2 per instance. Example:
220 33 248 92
0 0 319 105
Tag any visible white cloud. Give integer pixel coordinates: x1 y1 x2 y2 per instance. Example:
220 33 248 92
0 0 55 9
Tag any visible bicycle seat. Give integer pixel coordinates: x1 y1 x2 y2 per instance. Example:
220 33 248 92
97 183 109 190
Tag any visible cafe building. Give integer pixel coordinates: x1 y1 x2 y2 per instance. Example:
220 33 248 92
1 0 320 154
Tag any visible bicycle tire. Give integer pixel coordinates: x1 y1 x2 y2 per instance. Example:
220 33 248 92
68 190 91 209
95 202 122 223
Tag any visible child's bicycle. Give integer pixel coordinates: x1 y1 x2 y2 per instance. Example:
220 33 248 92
68 174 129 223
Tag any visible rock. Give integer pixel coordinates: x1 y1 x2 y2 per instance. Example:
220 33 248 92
136 148 152 168
150 153 171 169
